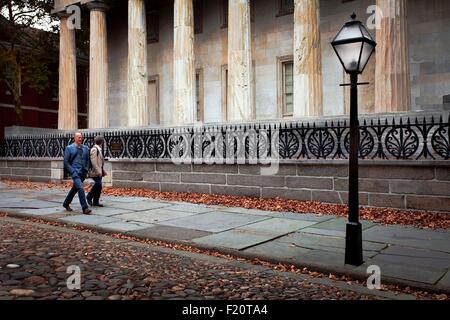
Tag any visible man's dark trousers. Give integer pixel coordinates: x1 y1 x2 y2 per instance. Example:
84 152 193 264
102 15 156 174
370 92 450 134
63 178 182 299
87 177 102 205
64 175 88 209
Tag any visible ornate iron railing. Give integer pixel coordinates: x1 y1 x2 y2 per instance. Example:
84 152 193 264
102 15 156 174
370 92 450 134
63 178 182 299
0 116 449 162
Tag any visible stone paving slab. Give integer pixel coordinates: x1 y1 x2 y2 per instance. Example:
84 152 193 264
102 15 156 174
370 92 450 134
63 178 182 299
0 199 59 209
115 208 198 224
266 212 334 223
46 212 79 219
108 201 171 211
243 240 313 259
364 225 450 253
30 193 67 201
0 192 32 198
277 232 388 253
0 188 30 193
0 199 31 207
298 227 347 238
192 218 318 250
101 196 156 203
438 271 450 288
192 230 275 250
290 250 358 270
97 221 154 232
356 260 445 285
18 206 67 216
309 217 375 231
58 215 121 226
369 245 450 271
159 211 269 233
129 225 213 241
36 188 65 194
220 207 275 216
244 240 379 263
233 218 317 235
85 207 134 217
165 203 217 214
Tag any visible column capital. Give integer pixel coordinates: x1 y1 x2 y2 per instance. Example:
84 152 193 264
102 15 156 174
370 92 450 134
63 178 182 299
87 1 109 12
56 11 71 19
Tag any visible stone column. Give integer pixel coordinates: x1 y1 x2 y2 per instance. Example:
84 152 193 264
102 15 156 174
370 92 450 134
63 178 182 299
293 0 323 118
87 1 109 129
127 0 148 127
375 0 411 113
227 0 253 122
173 0 196 125
58 13 78 130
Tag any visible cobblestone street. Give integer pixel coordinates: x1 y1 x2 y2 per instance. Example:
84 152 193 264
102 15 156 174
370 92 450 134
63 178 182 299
0 217 413 301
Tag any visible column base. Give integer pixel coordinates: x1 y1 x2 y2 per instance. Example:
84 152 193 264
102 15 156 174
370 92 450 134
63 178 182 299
345 222 364 266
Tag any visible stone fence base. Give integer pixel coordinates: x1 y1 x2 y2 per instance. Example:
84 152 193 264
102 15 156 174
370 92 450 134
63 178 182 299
1 159 449 213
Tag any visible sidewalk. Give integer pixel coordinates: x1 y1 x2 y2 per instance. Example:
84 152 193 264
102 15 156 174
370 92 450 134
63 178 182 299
1 181 449 294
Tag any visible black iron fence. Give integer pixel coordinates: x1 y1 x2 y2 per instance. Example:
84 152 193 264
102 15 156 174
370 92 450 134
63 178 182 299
0 116 449 162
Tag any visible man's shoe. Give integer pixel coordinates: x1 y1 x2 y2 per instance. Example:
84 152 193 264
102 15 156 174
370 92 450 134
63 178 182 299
86 197 93 206
83 208 92 215
63 204 73 212
93 203 104 207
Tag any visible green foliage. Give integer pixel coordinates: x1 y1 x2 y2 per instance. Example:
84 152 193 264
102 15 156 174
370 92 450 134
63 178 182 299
0 0 59 124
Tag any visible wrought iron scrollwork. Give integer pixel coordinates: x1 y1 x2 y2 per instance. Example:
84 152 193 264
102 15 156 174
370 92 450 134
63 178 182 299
432 120 450 159
308 127 335 159
1 115 449 162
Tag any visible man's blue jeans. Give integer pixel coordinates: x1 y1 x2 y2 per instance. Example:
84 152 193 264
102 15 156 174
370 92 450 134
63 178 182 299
87 176 103 204
64 175 88 209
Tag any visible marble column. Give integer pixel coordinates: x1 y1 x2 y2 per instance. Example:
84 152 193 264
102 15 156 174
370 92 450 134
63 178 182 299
227 0 253 122
87 1 109 129
173 0 196 125
58 13 78 130
375 0 411 113
293 0 323 118
127 0 148 126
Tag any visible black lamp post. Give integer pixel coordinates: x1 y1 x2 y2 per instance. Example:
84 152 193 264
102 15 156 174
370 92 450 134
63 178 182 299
331 13 376 266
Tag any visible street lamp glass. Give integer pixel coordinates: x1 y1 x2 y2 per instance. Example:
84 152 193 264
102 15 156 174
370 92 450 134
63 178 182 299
331 14 376 74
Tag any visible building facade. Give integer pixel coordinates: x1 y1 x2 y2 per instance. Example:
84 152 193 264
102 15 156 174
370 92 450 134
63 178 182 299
0 15 89 139
53 0 450 130
2 0 447 212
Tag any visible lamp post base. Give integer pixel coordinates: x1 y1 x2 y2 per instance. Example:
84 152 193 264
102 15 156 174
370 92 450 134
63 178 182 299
345 222 364 266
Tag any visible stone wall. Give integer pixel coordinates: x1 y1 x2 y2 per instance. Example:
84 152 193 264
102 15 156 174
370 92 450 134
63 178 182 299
0 159 113 186
108 160 450 212
0 160 53 183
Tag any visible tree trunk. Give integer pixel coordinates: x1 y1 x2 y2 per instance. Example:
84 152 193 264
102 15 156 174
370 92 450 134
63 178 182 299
14 96 23 126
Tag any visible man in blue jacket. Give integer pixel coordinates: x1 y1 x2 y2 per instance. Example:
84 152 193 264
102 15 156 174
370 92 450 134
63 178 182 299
63 132 92 215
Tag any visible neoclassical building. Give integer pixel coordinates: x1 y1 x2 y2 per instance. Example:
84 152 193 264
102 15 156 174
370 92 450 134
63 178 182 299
53 0 450 130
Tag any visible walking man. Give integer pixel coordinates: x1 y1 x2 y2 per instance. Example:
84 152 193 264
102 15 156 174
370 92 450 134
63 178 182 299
87 135 107 207
63 132 92 215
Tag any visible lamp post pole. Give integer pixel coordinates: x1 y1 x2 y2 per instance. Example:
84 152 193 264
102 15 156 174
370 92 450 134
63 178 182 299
331 13 376 266
345 72 363 266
